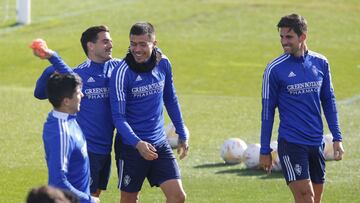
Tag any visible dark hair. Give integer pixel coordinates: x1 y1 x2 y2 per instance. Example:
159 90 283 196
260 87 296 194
129 22 155 41
80 25 109 56
277 13 307 37
26 185 79 203
46 73 82 108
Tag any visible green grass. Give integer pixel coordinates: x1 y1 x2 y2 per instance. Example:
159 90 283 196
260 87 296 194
1 0 360 202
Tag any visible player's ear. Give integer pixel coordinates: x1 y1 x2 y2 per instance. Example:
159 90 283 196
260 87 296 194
62 97 70 107
300 32 307 42
87 41 94 52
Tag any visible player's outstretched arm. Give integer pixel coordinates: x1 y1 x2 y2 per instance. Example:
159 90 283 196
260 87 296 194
30 38 54 59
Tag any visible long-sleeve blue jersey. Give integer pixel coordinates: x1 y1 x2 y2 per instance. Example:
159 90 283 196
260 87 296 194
43 110 93 203
34 53 121 154
260 50 342 154
109 55 188 147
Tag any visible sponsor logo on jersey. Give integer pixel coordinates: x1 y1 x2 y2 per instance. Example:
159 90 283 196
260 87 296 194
84 87 109 99
135 75 142 81
288 71 296 77
87 77 96 83
286 81 322 95
131 81 164 98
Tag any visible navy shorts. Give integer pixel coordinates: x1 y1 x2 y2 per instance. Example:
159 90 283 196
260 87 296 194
115 139 181 192
88 152 111 193
278 138 325 184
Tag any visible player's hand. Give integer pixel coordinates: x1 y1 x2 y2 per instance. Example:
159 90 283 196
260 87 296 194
91 196 100 203
177 139 189 160
30 38 54 59
333 141 345 161
136 141 158 160
259 154 272 174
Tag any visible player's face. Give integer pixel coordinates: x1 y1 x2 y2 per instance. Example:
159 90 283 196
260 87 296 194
91 31 113 62
279 27 305 56
68 86 83 114
129 34 156 63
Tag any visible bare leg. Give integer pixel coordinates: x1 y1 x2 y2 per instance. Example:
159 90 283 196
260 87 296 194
160 179 186 203
120 191 140 203
288 179 314 203
312 183 324 203
91 189 101 197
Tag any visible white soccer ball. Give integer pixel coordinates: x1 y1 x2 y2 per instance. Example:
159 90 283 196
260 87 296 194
323 134 334 160
165 122 189 149
243 143 261 169
270 141 282 172
220 138 248 164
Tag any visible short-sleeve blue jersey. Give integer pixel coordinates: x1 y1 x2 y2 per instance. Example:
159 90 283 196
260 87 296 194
43 110 93 203
109 55 188 147
260 50 342 154
34 53 122 154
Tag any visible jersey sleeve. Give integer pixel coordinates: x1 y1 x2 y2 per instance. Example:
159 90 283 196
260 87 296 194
320 61 342 141
109 64 141 147
260 65 279 154
162 59 188 141
34 65 55 99
44 123 92 202
33 52 73 99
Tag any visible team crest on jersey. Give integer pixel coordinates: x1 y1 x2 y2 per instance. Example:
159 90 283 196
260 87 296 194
294 164 302 176
123 175 131 187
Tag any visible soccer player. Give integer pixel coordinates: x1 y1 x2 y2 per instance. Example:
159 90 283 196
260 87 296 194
110 22 189 203
33 25 122 198
260 13 345 203
42 73 99 203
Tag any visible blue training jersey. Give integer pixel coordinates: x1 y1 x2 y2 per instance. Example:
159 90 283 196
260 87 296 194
260 50 342 154
43 110 92 203
109 54 188 147
34 53 121 154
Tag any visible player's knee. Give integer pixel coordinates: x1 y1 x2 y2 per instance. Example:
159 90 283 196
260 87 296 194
297 187 314 202
167 191 186 203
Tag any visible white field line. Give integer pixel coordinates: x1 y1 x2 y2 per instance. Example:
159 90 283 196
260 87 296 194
338 94 360 105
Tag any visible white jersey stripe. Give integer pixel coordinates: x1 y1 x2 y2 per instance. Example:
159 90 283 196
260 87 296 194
262 54 289 99
262 54 290 120
115 61 128 114
115 61 127 102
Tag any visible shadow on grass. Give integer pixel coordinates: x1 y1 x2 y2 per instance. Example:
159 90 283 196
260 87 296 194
194 162 283 179
193 162 235 168
0 21 19 29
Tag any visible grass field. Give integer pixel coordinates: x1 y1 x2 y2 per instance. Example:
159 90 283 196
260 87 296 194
1 0 360 202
